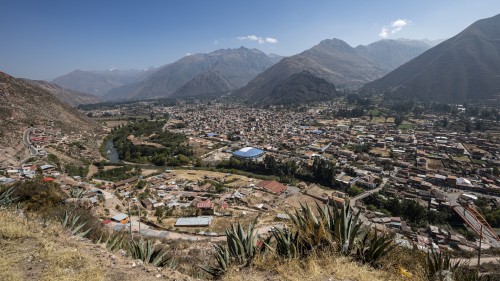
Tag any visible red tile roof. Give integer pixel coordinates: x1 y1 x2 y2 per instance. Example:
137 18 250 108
196 200 215 209
256 180 287 194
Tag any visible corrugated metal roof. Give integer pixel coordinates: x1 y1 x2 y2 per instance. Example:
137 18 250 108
111 213 128 221
175 216 213 226
233 147 264 158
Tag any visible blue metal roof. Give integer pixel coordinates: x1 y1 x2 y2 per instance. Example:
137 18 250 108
233 147 264 158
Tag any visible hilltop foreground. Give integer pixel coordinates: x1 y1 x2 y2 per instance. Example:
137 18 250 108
0 209 190 281
0 206 414 281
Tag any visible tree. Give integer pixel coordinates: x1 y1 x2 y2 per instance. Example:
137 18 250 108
155 207 165 223
394 115 404 127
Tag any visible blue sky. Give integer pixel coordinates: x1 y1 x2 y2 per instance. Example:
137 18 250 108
1 0 499 79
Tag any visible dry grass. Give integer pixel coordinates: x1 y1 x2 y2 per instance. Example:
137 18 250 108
0 209 105 281
0 209 189 281
0 211 32 239
222 251 425 281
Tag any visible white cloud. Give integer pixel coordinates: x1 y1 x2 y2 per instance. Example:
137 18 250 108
265 37 278 44
391 19 409 33
186 52 192 56
237 35 278 44
378 18 410 38
379 27 389 38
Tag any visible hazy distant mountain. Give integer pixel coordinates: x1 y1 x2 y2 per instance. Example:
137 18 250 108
171 70 237 98
267 53 285 63
52 68 153 96
355 39 432 71
258 70 337 104
363 14 500 102
105 47 279 100
21 79 102 107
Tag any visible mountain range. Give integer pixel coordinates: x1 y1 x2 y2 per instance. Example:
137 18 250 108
363 14 500 102
104 47 283 100
52 68 154 96
233 38 432 103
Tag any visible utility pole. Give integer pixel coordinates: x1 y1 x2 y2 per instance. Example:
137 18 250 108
137 201 141 236
478 224 482 278
128 198 132 238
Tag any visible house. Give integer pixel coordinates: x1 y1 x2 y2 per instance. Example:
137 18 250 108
113 176 139 188
196 199 215 215
111 213 129 224
256 180 288 195
175 216 213 227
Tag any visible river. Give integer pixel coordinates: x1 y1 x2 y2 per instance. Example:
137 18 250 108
104 139 121 164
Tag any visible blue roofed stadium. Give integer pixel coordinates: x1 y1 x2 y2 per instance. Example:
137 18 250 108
233 147 265 159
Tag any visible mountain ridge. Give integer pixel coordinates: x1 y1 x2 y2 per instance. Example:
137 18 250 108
105 47 280 100
233 38 431 103
363 14 500 102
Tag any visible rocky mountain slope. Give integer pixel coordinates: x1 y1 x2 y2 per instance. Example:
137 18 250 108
52 69 152 96
0 71 101 164
171 70 237 98
233 38 430 103
363 14 500 102
256 70 337 104
21 79 103 107
105 47 279 100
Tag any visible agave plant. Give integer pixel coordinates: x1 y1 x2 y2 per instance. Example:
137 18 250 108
329 202 362 255
202 244 231 277
0 186 18 206
288 203 363 256
355 230 396 267
272 227 300 259
202 222 266 277
61 210 90 237
69 187 86 198
426 249 462 281
105 232 128 251
128 238 171 267
288 204 332 254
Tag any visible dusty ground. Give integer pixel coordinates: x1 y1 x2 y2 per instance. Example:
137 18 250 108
170 169 258 188
370 147 391 157
105 120 128 128
0 209 196 281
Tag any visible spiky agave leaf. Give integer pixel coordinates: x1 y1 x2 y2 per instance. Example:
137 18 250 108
0 186 18 206
356 230 396 266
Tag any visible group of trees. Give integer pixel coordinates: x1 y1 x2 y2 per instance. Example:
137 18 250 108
93 165 140 181
216 155 338 188
110 119 195 166
364 193 450 228
475 197 500 228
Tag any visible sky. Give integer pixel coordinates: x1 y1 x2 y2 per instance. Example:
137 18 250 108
1 0 499 80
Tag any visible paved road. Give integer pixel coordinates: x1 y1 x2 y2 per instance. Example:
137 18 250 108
447 193 500 248
18 128 38 165
349 177 387 225
22 128 37 156
452 204 500 248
